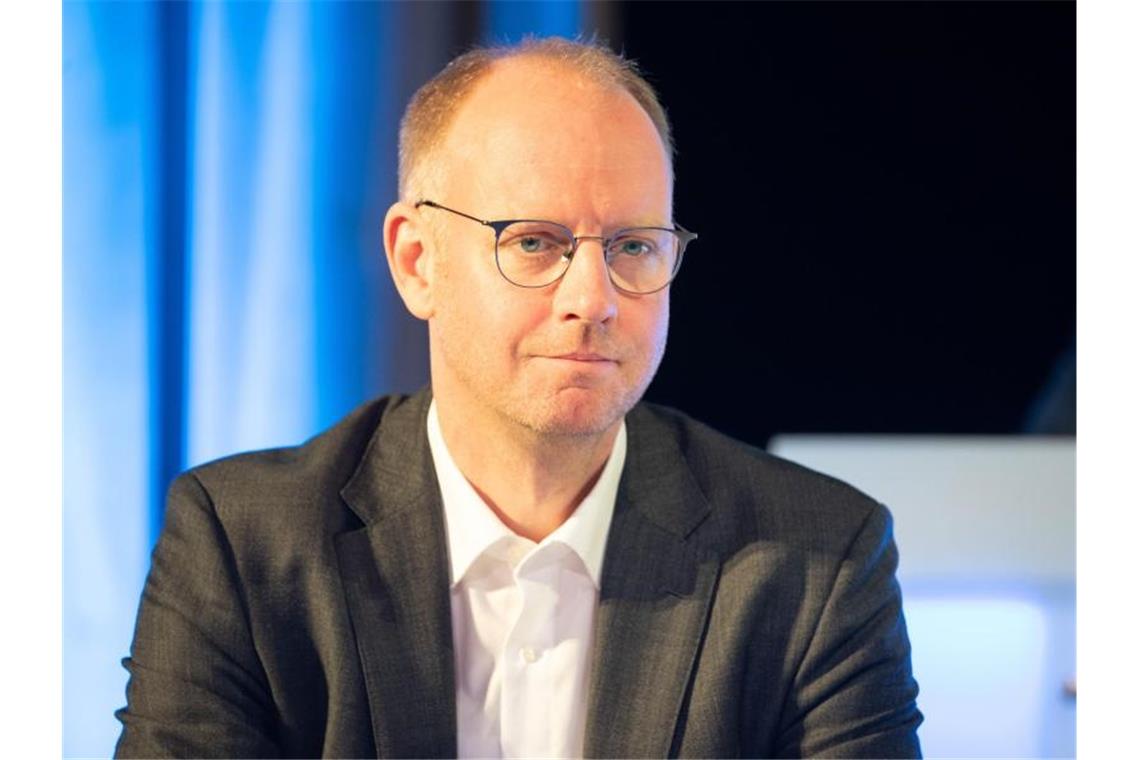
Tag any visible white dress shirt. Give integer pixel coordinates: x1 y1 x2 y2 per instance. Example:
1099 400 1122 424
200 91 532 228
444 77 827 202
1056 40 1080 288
426 401 625 759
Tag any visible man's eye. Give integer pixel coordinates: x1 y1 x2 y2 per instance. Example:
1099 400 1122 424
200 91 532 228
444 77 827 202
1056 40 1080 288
504 232 565 255
519 236 547 253
614 239 655 257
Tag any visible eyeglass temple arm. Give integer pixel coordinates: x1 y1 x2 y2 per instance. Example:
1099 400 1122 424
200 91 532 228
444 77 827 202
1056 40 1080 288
419 199 698 246
414 199 493 227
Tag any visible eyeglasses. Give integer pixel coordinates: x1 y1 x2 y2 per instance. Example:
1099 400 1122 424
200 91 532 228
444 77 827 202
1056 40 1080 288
415 199 697 295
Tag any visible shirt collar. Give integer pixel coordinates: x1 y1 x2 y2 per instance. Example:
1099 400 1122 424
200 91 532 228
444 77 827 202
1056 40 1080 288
427 400 625 590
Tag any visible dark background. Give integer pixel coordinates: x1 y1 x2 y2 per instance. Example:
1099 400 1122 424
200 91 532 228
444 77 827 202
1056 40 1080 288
604 1 1075 446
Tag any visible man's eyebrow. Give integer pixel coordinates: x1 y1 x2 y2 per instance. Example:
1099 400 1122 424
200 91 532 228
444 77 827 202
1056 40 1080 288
490 211 673 229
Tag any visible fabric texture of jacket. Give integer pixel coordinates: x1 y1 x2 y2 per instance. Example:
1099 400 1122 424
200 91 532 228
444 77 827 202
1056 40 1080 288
115 388 922 758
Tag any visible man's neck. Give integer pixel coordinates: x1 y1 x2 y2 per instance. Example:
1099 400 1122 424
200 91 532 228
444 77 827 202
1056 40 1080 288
433 395 622 543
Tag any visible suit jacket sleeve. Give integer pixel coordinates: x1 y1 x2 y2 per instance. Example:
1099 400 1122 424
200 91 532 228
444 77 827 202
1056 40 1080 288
115 471 280 758
774 503 922 758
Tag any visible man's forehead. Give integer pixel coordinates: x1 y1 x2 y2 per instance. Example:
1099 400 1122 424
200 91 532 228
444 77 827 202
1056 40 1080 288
438 57 670 181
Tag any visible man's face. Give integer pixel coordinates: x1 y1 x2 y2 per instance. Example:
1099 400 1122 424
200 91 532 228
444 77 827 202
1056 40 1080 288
425 58 673 439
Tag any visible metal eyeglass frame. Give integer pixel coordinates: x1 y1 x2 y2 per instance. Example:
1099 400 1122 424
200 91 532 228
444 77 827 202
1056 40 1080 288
414 199 697 295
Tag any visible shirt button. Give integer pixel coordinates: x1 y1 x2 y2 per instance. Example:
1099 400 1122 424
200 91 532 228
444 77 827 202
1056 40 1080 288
521 646 538 664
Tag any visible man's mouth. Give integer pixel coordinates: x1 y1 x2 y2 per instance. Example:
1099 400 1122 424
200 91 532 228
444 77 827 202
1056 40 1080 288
549 352 615 362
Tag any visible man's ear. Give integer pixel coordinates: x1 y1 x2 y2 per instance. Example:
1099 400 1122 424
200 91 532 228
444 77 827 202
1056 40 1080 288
383 201 435 320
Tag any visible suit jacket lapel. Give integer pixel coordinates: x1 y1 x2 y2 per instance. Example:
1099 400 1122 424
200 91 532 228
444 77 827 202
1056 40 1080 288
335 390 457 758
584 406 720 758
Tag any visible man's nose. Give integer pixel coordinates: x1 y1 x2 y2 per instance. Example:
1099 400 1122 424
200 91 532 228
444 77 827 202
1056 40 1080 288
552 237 618 324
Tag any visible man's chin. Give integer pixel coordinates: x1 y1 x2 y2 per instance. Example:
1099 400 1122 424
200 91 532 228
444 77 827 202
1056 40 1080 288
515 388 635 439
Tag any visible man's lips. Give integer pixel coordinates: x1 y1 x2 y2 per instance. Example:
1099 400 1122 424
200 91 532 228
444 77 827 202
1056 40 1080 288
548 352 615 362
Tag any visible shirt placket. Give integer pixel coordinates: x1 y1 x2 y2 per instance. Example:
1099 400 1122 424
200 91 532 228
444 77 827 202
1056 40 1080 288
499 550 559 759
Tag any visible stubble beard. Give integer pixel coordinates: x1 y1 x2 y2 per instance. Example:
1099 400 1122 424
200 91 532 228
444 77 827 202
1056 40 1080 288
435 323 667 443
509 326 666 440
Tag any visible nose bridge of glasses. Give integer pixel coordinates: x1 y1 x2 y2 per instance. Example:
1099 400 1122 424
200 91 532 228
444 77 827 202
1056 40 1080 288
563 235 625 294
566 234 608 260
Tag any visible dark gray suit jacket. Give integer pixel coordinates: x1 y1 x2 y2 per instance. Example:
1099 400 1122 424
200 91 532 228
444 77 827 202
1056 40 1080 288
115 389 922 758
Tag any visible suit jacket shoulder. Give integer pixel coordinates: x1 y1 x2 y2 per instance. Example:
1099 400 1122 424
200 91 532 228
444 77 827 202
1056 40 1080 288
186 393 410 529
629 400 886 552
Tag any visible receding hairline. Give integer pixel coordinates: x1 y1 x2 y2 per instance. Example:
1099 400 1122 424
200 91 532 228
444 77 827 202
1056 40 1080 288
398 36 674 201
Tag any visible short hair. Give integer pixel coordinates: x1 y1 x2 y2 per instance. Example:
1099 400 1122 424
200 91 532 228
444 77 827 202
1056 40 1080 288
397 36 673 201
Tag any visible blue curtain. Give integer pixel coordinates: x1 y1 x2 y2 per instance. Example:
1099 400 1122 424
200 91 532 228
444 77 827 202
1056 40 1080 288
487 1 582 43
63 2 582 755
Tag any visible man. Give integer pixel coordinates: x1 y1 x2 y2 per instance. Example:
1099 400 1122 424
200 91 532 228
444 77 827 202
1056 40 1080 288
116 37 921 758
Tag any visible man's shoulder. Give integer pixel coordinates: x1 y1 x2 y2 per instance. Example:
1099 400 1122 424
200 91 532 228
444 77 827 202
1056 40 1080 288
173 391 425 533
629 401 887 547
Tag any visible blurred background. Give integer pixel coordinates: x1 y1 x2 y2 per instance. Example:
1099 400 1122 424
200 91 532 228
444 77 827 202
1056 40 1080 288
64 1 1074 757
